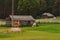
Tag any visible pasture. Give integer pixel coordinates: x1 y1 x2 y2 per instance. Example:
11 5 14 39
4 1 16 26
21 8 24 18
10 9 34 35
0 24 60 40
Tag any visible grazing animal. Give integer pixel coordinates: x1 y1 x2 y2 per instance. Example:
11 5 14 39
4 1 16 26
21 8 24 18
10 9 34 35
32 22 36 27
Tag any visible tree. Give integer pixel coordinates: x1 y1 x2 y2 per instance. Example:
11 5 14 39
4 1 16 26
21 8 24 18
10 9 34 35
4 0 18 17
17 0 40 18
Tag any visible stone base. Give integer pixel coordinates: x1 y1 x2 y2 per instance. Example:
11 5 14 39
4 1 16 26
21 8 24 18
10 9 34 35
7 27 22 33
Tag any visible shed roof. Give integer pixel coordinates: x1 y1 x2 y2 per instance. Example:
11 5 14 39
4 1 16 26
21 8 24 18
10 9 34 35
10 15 35 21
42 13 54 16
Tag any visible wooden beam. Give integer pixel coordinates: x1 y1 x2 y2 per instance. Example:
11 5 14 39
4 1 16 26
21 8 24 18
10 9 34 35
12 0 14 27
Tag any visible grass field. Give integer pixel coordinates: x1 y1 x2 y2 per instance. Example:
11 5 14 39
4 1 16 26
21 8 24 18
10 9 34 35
0 24 60 40
23 24 60 33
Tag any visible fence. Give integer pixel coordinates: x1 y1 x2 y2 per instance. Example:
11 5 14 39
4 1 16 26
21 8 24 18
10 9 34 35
0 21 11 27
36 18 60 24
0 18 60 26
0 21 6 26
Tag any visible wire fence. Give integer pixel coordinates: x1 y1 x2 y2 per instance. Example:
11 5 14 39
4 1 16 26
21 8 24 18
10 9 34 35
0 18 60 26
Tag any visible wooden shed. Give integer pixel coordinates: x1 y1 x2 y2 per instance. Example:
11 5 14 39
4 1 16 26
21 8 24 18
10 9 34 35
42 13 55 19
6 15 35 26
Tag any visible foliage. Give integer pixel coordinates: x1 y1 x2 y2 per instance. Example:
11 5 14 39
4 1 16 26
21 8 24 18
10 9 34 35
17 0 40 18
17 0 60 18
0 0 60 18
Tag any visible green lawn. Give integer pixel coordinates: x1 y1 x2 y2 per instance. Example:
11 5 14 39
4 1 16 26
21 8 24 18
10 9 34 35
0 24 60 40
23 24 60 33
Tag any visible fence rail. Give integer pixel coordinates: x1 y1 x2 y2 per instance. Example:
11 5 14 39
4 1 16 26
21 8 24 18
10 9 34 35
36 18 60 24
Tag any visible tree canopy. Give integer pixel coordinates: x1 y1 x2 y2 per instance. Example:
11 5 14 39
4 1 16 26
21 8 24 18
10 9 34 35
0 0 60 18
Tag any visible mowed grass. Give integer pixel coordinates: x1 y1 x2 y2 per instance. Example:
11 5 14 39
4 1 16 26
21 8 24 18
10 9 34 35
23 24 60 33
0 31 60 40
0 24 60 40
